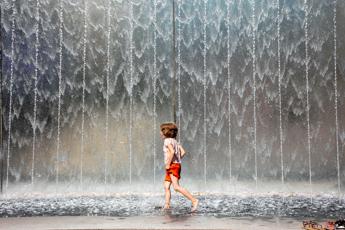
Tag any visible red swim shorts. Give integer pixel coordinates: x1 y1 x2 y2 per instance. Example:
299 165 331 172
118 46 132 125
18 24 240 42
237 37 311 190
165 163 181 182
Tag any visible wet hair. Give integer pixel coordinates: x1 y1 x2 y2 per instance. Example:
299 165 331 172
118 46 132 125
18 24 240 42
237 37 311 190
160 122 178 139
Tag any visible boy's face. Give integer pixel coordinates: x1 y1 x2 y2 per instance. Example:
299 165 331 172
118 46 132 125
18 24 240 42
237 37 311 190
160 130 165 139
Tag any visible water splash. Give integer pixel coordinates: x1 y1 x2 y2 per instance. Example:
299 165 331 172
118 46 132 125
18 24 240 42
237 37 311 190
304 0 312 202
56 0 64 186
252 0 257 190
129 0 134 185
227 0 232 184
177 0 182 143
153 0 157 184
277 0 284 188
105 0 111 186
333 0 340 198
6 0 17 191
203 0 207 185
80 0 88 188
2 193 345 218
31 0 40 186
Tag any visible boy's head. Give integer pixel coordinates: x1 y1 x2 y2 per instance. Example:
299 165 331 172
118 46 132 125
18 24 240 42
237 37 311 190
160 122 178 139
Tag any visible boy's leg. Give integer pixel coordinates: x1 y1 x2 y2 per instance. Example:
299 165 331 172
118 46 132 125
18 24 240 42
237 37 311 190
170 174 196 203
163 181 171 209
170 174 199 211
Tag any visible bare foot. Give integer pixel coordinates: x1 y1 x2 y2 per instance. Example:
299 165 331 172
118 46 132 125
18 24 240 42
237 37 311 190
162 204 170 210
191 199 199 212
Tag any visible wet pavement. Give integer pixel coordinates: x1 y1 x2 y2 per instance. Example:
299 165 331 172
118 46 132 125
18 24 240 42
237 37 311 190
0 215 304 230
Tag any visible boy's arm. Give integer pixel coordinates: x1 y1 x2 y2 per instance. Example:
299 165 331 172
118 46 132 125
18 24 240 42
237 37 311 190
165 144 174 169
179 144 186 158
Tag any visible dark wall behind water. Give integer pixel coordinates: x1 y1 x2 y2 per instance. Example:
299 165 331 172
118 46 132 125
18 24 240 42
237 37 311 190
1 0 345 188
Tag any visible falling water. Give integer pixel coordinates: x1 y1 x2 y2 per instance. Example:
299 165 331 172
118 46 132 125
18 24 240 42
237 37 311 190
304 0 312 201
31 0 40 186
129 0 135 202
80 0 87 187
333 0 340 197
177 0 181 143
277 0 284 187
203 0 207 185
227 0 232 184
153 0 157 184
2 0 344 196
56 0 63 185
6 0 16 191
129 0 133 185
104 0 111 185
252 0 257 189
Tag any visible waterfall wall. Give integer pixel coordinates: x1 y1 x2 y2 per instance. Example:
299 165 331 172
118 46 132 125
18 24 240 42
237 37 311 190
1 0 345 191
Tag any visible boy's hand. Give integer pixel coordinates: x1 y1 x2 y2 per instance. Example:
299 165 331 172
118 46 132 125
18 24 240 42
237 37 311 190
178 144 186 158
165 164 170 170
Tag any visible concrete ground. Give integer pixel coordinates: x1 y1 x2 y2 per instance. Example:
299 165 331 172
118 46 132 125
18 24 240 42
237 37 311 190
0 215 304 230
